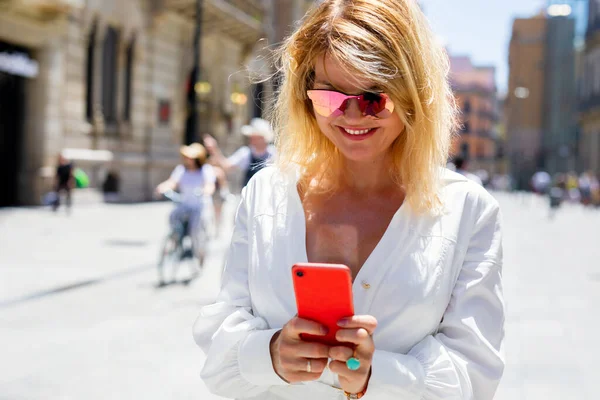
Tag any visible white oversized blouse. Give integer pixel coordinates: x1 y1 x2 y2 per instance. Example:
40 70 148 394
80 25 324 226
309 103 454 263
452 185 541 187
193 166 505 400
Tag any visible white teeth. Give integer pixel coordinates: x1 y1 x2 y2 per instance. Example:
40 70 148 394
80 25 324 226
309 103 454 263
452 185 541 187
344 128 371 135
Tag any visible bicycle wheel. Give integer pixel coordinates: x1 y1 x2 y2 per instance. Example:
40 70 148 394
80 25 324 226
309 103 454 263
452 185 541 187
157 229 183 286
192 218 210 269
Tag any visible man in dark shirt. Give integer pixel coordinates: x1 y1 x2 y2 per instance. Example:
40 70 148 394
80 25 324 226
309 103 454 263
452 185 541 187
54 154 74 212
203 118 276 188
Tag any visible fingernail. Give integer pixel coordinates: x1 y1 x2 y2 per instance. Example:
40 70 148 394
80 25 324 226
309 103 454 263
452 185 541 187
337 318 348 327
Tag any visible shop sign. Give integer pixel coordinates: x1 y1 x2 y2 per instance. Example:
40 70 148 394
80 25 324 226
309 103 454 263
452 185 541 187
158 100 171 124
0 52 39 78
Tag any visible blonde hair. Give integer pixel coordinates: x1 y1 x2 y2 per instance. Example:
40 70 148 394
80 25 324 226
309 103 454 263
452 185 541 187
271 0 458 213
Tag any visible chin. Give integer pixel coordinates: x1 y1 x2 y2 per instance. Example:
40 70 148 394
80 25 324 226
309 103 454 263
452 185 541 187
337 147 381 163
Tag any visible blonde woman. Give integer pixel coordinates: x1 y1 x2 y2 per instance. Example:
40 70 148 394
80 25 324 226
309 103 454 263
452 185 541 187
193 1 505 399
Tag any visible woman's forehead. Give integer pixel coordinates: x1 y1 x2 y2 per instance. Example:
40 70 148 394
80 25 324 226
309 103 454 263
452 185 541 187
313 54 379 92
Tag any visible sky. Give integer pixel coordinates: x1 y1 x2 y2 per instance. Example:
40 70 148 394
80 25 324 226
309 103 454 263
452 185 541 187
419 0 548 95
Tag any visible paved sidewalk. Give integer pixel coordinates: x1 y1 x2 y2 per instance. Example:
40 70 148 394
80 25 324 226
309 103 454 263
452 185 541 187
0 193 599 399
493 193 600 400
0 201 233 400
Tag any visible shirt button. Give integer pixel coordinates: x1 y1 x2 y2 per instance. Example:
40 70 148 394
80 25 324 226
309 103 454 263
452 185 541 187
361 281 371 290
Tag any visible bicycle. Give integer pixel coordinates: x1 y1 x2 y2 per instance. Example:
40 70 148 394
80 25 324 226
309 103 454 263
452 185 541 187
157 189 214 287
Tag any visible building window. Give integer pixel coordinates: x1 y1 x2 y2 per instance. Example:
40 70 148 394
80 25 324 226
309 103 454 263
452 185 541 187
102 26 120 125
85 21 97 122
462 99 471 114
460 142 470 158
462 121 470 133
123 35 135 122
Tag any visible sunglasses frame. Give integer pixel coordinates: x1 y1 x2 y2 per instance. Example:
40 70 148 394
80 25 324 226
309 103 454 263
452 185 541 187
306 89 395 118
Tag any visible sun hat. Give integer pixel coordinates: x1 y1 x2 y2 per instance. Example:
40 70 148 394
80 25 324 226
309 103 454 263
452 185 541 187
180 142 207 161
240 118 274 142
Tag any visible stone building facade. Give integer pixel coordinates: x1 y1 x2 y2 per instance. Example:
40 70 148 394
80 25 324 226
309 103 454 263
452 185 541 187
0 0 264 206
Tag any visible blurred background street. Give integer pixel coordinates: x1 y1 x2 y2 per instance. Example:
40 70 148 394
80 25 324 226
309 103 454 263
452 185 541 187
2 0 600 398
1 193 599 399
0 197 240 400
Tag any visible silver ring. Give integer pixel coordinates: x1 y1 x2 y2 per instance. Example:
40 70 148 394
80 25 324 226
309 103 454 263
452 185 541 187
306 359 312 373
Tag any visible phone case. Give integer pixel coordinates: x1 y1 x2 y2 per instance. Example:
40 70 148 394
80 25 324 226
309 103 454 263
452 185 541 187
292 263 355 346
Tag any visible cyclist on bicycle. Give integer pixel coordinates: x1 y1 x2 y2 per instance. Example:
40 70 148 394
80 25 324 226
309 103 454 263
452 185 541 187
155 143 216 255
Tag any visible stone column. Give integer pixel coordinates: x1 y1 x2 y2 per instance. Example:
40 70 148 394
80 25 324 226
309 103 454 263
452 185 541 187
20 39 65 205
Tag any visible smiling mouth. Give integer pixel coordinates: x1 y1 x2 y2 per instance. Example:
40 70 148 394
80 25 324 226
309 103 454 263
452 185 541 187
340 127 376 136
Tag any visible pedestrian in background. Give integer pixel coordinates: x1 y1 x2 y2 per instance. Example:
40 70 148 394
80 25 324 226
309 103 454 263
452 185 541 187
452 155 483 185
590 173 600 207
531 170 551 195
193 1 505 399
53 153 74 213
203 118 276 188
548 173 566 218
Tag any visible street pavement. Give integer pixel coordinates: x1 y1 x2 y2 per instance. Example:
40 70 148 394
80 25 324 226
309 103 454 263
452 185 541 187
0 192 599 399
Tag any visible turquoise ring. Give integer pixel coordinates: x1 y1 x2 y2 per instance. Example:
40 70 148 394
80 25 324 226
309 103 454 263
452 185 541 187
346 357 361 371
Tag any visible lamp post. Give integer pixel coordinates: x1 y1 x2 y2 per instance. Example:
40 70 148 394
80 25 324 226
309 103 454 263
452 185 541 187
185 0 203 145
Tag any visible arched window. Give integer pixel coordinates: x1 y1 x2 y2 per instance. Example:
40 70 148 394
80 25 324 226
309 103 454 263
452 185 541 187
85 21 97 122
123 34 135 122
102 26 120 125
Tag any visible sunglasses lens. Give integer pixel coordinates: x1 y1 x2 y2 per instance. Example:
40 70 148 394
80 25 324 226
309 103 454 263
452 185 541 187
308 91 349 117
359 93 387 116
307 90 394 118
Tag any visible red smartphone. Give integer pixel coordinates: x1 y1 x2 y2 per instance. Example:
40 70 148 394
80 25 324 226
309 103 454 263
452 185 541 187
291 263 354 346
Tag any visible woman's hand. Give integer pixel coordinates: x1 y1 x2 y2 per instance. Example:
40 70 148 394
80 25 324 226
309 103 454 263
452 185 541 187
328 315 378 395
269 317 331 383
202 134 219 156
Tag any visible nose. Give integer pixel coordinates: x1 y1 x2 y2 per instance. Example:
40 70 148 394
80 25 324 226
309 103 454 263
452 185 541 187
341 97 364 122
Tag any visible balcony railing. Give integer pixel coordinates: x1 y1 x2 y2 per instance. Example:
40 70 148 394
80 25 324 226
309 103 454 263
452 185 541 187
451 81 497 95
1 0 80 20
476 129 501 140
477 109 499 122
223 0 262 22
163 0 264 43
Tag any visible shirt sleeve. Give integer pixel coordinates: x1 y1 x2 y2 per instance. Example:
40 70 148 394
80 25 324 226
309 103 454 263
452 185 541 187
227 146 251 171
362 192 505 400
169 164 185 183
202 164 217 184
193 185 289 398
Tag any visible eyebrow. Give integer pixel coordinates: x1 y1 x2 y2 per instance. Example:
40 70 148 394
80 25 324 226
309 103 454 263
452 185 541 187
313 79 382 91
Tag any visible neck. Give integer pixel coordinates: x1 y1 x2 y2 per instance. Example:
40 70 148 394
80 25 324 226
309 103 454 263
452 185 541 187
337 156 396 193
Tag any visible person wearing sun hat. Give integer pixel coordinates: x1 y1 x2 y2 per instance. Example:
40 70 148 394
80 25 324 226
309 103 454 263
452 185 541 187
203 118 277 187
155 143 216 259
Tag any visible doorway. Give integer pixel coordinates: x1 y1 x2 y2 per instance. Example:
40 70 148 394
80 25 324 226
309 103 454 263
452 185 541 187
0 42 27 207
